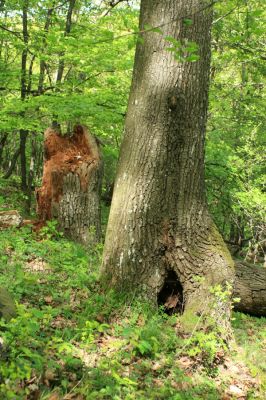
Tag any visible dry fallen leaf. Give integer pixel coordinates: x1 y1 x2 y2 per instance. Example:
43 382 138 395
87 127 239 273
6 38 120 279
44 368 57 386
63 394 85 400
152 362 161 371
48 393 61 400
164 294 179 309
44 296 53 304
228 385 245 398
96 314 104 323
153 378 164 387
178 356 194 369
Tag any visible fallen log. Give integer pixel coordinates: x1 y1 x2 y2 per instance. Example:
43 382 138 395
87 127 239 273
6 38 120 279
36 125 103 245
234 261 266 317
0 210 22 228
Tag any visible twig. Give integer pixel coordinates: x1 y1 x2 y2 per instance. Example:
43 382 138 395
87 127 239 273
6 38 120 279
0 24 22 39
212 7 238 24
101 0 128 17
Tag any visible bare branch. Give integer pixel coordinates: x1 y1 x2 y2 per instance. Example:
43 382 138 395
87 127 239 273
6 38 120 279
212 7 238 24
101 0 129 17
0 24 22 39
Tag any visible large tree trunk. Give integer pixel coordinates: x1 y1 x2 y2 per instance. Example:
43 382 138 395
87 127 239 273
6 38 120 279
101 0 234 332
37 125 103 245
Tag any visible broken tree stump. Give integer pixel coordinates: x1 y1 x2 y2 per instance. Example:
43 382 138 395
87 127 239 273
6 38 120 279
36 125 103 245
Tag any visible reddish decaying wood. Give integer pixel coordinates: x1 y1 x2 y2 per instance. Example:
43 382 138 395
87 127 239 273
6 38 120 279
36 124 102 244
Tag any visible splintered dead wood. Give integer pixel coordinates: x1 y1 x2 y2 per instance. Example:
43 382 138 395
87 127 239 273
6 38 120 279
37 125 100 221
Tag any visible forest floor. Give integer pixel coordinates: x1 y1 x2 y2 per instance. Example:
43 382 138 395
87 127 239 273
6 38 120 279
0 180 265 399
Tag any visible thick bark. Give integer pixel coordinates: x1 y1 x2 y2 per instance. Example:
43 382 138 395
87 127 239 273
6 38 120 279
234 262 266 317
37 125 103 245
102 0 234 331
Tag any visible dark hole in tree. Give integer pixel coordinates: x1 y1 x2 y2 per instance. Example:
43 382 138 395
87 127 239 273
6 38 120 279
157 270 184 315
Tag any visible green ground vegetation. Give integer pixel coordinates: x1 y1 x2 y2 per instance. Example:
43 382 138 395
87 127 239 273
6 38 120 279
0 222 265 399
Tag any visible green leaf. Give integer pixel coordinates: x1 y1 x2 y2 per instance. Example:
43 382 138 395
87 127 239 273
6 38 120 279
165 36 181 47
186 54 200 62
144 24 163 34
165 47 177 52
183 18 193 26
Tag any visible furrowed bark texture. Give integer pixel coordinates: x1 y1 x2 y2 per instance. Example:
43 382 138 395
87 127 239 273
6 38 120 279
102 0 234 324
37 125 102 245
234 262 266 317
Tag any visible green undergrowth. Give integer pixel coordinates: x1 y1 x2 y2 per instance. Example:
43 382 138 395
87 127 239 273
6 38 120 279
0 226 265 399
232 312 266 392
0 177 29 216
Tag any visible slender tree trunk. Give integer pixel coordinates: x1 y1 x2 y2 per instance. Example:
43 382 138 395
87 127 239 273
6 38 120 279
3 147 20 179
56 0 76 85
102 0 234 333
26 134 37 214
20 0 29 192
20 129 28 191
38 4 54 94
0 133 8 167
